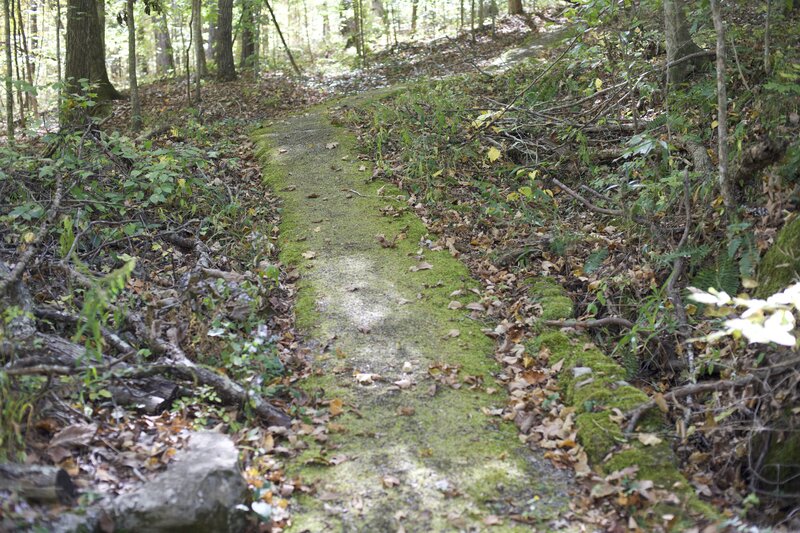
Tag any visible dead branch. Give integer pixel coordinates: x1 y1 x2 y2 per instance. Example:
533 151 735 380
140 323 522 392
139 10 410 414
663 50 715 71
550 177 625 217
34 306 135 357
625 374 756 433
0 175 64 296
542 316 637 329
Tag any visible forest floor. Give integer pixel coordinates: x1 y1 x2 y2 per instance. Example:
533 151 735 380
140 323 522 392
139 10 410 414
252 101 579 531
4 8 799 533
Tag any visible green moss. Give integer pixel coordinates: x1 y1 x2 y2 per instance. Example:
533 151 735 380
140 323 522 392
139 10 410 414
527 278 574 320
760 431 800 494
756 216 800 298
252 110 569 530
526 274 717 523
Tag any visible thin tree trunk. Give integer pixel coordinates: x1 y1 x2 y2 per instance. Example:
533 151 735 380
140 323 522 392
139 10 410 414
191 0 206 77
262 0 300 75
710 0 734 211
470 0 475 39
191 0 201 100
764 0 771 75
240 0 256 68
55 0 61 105
322 1 329 39
12 0 25 126
155 13 175 74
302 0 313 62
410 0 418 35
126 0 141 130
3 0 12 141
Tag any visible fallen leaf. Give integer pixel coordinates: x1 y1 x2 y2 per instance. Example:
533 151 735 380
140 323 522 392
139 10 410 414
49 423 97 449
637 433 663 446
326 142 339 150
446 329 460 338
301 251 316 260
330 398 344 417
393 378 414 389
483 515 503 526
447 301 463 310
409 262 433 272
382 475 400 488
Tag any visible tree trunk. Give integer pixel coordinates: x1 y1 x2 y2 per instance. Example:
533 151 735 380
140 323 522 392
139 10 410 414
126 0 141 131
215 0 235 80
206 20 215 62
3 0 12 142
322 1 330 39
240 0 256 68
663 0 704 84
410 0 418 35
155 13 175 74
96 0 104 55
710 0 734 211
191 0 206 79
508 0 523 15
64 0 120 106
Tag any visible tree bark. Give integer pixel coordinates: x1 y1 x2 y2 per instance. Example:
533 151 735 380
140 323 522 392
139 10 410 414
3 0 13 142
64 0 120 107
663 0 705 84
191 0 206 78
215 0 235 80
239 0 256 68
710 0 735 211
508 0 523 15
155 13 175 74
126 0 141 131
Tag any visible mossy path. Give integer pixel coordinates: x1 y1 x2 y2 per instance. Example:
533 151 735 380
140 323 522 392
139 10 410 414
254 106 576 531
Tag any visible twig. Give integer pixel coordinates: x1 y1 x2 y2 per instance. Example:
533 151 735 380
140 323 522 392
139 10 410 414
2 365 74 376
625 374 756 433
0 175 64 296
663 50 715 71
472 33 581 138
550 177 624 217
542 317 636 329
34 307 134 356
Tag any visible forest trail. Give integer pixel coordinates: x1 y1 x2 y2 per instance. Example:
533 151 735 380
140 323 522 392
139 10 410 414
253 101 577 531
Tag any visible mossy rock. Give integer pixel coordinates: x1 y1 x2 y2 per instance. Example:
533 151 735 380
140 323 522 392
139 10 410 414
756 216 800 298
757 430 800 496
526 278 574 321
526 277 718 524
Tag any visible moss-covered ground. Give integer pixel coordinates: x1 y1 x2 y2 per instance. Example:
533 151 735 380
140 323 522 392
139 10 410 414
253 105 575 531
527 277 717 525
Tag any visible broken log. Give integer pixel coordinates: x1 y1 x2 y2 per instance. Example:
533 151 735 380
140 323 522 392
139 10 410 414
107 376 181 415
0 463 76 503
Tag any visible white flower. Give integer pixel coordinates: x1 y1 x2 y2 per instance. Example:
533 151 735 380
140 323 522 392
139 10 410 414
688 287 732 306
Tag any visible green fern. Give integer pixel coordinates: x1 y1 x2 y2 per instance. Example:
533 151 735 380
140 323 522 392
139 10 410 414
690 257 740 295
584 248 608 274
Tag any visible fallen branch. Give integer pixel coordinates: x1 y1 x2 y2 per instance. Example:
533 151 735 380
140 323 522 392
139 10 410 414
624 374 756 434
0 175 64 296
542 316 636 329
0 464 76 503
550 177 624 217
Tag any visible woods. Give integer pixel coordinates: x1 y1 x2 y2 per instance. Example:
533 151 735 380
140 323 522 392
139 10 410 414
2 0 800 531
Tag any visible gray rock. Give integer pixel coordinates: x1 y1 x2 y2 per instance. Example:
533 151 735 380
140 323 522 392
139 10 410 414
571 366 593 378
112 431 248 533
